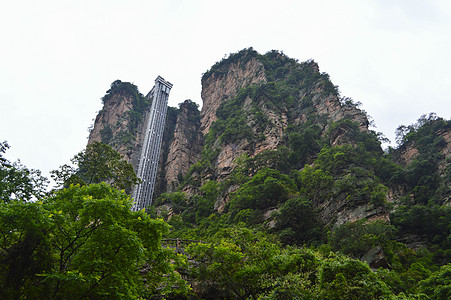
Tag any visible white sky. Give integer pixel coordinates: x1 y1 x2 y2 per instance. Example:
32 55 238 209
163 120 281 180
1 0 450 179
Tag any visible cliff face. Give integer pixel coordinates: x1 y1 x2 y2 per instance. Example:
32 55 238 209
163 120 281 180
87 81 174 199
88 91 134 147
87 86 148 169
87 50 385 228
153 106 178 197
164 100 203 192
199 53 370 186
438 128 451 158
200 55 267 135
88 51 372 209
188 49 385 226
85 50 450 276
396 126 451 169
391 117 451 206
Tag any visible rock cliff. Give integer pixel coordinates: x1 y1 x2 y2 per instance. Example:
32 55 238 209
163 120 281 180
87 81 150 169
164 100 203 192
200 53 267 135
390 116 451 205
193 49 379 225
199 50 370 185
396 125 451 169
85 48 450 277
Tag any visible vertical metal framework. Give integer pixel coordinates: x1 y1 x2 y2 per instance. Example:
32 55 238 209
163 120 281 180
132 76 172 211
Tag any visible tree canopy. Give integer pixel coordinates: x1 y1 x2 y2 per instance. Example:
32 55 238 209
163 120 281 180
0 141 48 202
0 183 189 299
51 141 139 193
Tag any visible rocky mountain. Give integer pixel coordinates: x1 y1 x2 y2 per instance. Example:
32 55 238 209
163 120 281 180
87 80 150 169
183 48 382 227
88 48 450 236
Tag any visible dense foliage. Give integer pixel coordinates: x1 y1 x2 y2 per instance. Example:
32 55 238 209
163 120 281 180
388 115 451 269
0 144 190 298
186 226 395 299
51 141 139 193
0 183 188 299
0 141 48 202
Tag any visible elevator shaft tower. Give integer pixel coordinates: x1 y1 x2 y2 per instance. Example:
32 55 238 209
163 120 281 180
132 76 172 211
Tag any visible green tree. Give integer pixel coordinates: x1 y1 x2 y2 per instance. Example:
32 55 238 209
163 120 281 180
228 167 297 218
186 226 282 299
0 183 189 299
51 142 139 193
273 197 323 245
185 225 397 300
329 219 397 258
391 204 451 248
0 141 48 202
418 263 451 299
318 256 392 299
0 199 52 298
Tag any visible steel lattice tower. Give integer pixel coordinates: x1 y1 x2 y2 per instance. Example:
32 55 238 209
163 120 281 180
132 76 172 211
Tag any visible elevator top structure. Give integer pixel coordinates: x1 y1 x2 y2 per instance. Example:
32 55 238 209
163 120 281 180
132 76 172 211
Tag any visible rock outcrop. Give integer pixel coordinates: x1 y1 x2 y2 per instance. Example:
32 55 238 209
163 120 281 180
200 55 267 135
388 117 451 207
87 89 148 168
439 128 451 158
190 50 388 227
87 81 174 199
393 118 451 169
198 51 370 196
164 100 203 192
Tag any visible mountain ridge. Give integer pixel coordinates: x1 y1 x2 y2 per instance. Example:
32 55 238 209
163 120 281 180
87 47 450 249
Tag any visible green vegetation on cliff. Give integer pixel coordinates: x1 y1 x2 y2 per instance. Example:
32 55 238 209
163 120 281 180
156 114 451 299
390 114 451 263
99 80 151 149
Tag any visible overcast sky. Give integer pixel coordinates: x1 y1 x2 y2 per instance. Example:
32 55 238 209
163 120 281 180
1 0 450 180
